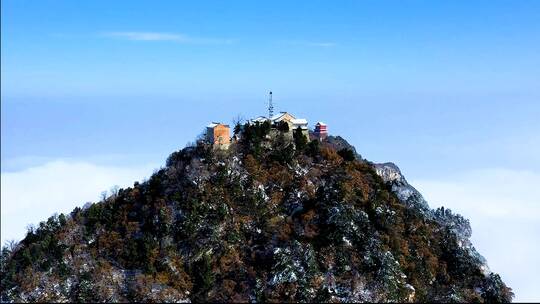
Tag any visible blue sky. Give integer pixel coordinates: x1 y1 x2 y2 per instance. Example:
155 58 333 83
2 0 540 301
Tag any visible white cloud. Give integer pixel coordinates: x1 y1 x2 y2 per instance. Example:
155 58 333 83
412 168 540 302
102 31 233 44
280 40 337 47
306 42 336 47
1 160 157 244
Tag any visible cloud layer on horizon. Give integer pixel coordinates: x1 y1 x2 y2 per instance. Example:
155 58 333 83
1 160 157 244
412 168 540 302
1 161 537 301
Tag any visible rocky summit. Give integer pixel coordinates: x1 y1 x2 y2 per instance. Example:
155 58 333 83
1 121 513 302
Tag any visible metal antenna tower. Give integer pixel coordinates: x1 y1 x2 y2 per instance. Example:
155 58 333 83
268 91 274 119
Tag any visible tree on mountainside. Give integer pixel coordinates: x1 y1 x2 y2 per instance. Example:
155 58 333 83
293 126 307 152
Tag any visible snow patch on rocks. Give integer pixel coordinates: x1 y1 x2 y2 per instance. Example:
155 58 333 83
373 162 430 211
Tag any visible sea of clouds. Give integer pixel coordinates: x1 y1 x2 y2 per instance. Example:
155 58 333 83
1 161 538 301
413 168 540 302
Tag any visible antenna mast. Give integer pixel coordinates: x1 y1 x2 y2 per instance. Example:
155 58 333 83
268 91 274 119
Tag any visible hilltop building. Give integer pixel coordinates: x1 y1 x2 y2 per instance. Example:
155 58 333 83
270 112 296 124
272 112 308 134
250 112 309 138
314 122 328 140
206 122 230 149
250 116 268 124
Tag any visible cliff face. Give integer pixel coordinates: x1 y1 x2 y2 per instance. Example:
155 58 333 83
1 124 513 303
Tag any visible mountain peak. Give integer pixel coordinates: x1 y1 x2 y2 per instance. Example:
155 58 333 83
1 118 513 303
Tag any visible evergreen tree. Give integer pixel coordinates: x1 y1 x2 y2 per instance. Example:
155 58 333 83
293 126 307 152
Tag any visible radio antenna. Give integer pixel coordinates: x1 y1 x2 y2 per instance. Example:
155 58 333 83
268 91 274 119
